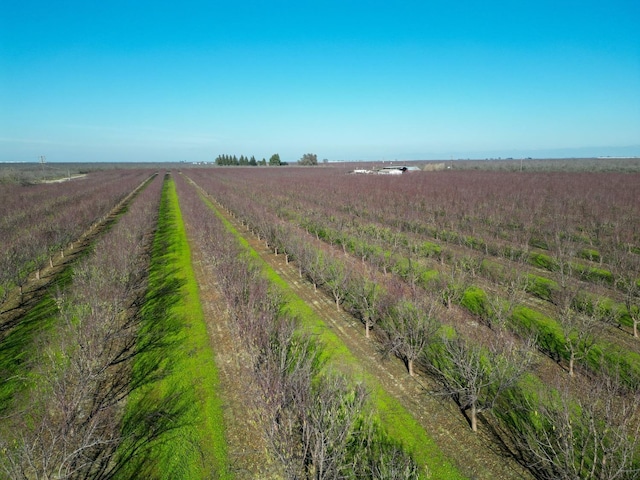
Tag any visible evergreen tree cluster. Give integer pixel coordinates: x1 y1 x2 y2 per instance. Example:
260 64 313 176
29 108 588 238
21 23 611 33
214 153 287 166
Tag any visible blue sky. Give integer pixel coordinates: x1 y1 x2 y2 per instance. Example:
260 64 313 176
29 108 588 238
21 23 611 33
1 1 639 162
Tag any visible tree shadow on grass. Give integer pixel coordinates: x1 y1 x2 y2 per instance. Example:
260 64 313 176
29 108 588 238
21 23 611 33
108 386 195 480
0 268 74 415
109 259 198 477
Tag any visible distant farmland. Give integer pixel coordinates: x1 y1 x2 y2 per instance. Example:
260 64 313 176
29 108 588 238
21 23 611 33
1 160 639 479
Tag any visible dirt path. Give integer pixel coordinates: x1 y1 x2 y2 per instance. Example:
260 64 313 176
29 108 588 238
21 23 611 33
185 224 282 479
206 201 533 480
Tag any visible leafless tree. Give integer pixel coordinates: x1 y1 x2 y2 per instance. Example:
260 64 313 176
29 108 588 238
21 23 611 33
344 415 420 479
302 374 368 479
381 295 441 376
552 274 602 376
457 254 485 279
345 270 389 339
428 334 535 432
508 370 640 480
435 258 470 310
610 249 640 338
483 273 528 331
253 315 321 478
306 249 328 293
322 257 351 311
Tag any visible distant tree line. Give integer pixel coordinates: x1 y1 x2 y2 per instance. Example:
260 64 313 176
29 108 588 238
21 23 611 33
215 153 288 166
215 152 324 167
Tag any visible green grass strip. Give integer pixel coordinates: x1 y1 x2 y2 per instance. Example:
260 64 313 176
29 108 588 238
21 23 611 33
195 184 465 480
0 289 61 414
121 176 229 479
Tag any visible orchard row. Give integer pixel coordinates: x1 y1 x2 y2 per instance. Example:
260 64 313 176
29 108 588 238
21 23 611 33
0 170 154 302
185 166 640 480
175 173 426 478
0 173 164 477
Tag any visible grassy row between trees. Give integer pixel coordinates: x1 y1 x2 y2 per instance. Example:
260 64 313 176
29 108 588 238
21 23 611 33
118 175 230 478
186 175 464 479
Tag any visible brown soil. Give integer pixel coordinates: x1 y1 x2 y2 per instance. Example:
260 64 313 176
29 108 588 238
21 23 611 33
187 235 282 479
198 200 535 480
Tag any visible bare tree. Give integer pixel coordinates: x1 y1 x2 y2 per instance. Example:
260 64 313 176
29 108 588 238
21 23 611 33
435 258 470 310
428 334 534 432
254 316 322 478
307 248 328 293
381 296 441 376
302 374 368 479
483 273 528 331
345 271 389 339
552 276 602 376
611 250 640 338
508 371 640 480
288 236 315 280
322 257 351 311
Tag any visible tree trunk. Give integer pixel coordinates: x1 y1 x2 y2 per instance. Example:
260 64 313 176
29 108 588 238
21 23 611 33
471 403 478 432
365 322 370 339
569 353 575 376
408 358 414 377
634 319 638 338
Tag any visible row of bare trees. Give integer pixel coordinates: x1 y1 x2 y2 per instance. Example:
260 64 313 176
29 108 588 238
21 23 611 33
175 174 420 479
189 172 525 431
499 368 640 480
198 167 639 277
215 182 537 435
199 166 640 335
187 168 640 479
0 170 153 303
204 168 639 339
0 175 164 479
190 168 636 380
197 168 640 395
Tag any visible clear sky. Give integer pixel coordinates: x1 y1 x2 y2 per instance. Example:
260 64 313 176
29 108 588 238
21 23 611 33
1 1 639 163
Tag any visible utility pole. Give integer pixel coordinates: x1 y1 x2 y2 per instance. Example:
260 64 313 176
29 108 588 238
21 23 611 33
40 155 46 176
